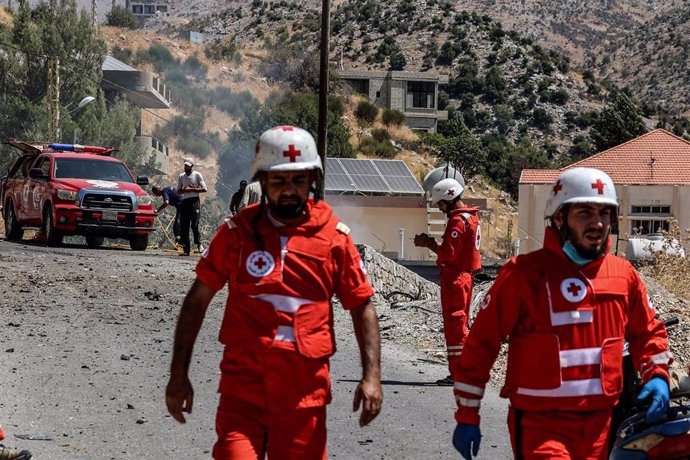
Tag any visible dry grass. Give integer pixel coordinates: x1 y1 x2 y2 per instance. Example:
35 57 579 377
639 220 690 301
0 8 12 25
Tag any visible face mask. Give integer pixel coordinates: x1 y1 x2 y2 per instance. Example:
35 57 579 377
562 241 594 266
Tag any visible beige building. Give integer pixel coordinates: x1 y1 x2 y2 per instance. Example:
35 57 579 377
337 69 449 132
518 129 690 255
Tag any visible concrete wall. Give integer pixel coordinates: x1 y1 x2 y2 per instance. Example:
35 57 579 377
518 182 690 254
389 79 406 112
368 78 389 108
327 196 430 261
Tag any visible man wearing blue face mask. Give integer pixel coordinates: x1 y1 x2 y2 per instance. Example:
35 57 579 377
451 167 672 460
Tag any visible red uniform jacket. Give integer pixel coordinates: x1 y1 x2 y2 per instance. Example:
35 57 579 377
436 206 481 274
454 227 672 425
196 200 374 409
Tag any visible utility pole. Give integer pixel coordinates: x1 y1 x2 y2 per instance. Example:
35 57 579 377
92 0 97 28
47 56 60 141
316 0 330 201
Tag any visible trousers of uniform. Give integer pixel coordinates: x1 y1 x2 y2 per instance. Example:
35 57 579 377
213 395 327 460
179 197 201 253
440 271 473 380
508 406 611 460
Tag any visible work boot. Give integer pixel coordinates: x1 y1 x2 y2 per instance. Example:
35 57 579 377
435 375 454 386
0 446 32 460
197 244 205 253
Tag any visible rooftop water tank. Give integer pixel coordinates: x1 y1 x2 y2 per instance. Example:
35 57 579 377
624 233 686 263
422 165 465 193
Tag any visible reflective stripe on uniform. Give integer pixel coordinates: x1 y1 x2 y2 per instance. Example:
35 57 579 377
560 347 600 367
225 218 236 229
649 351 672 365
455 382 484 397
517 378 603 398
455 395 481 407
252 294 312 313
275 325 296 342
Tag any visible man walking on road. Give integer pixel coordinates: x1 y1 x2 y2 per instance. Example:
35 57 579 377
177 158 207 256
165 125 383 459
229 180 247 215
451 167 672 460
152 185 183 245
414 177 481 386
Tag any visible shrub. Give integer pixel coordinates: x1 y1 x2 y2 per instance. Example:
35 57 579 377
381 109 405 127
371 128 390 143
359 136 396 158
106 5 138 29
354 100 379 125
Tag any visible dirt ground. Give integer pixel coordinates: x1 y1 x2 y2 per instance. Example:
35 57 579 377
0 237 515 459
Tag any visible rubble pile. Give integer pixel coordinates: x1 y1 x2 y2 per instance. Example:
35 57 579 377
352 245 690 388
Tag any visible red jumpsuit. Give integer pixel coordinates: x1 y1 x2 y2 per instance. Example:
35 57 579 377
195 200 374 460
435 206 481 380
453 227 672 459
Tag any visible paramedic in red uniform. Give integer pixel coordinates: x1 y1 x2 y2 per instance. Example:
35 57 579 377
414 178 481 386
451 167 672 460
165 125 382 459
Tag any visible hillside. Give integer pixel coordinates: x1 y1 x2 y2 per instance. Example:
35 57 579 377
148 0 619 160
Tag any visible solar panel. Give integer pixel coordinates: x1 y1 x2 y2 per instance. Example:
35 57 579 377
325 158 423 195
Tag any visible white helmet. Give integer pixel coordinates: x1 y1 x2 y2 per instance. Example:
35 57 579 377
544 167 618 218
251 125 323 180
431 178 464 205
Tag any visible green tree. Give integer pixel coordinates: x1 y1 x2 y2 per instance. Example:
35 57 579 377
0 0 145 173
389 51 406 70
590 88 647 151
483 66 507 102
106 5 139 29
440 118 486 177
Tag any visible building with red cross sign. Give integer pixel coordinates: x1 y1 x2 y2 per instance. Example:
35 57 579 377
517 129 690 257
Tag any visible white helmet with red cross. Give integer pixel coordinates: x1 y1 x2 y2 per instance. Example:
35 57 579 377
544 167 618 219
251 125 323 180
431 178 464 205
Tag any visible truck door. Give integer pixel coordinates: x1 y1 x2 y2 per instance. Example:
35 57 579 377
8 156 33 221
26 155 50 223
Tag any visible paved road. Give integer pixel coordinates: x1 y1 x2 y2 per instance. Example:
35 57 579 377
0 240 511 459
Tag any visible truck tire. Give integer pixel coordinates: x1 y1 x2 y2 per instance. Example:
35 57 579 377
85 235 105 248
129 234 149 251
4 201 23 241
43 205 63 246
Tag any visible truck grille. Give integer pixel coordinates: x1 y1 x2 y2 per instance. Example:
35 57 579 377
82 193 133 211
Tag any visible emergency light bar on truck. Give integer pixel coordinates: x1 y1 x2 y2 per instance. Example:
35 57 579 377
4 139 116 156
48 144 116 155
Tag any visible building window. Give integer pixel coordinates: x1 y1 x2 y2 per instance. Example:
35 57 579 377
376 91 381 98
132 4 143 13
629 203 672 235
406 81 436 109
157 5 168 12
631 205 671 214
631 219 670 235
144 4 156 14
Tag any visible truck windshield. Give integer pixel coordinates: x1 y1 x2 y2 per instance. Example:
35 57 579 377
54 158 134 183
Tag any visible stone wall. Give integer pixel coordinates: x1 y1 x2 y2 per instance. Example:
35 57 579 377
357 244 440 302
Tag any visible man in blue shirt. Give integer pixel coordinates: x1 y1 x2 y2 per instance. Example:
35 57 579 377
152 185 183 246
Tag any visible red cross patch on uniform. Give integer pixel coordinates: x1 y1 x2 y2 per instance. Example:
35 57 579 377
246 250 276 277
560 278 587 303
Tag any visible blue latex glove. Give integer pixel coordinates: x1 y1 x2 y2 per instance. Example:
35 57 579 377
453 423 481 460
637 376 670 423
